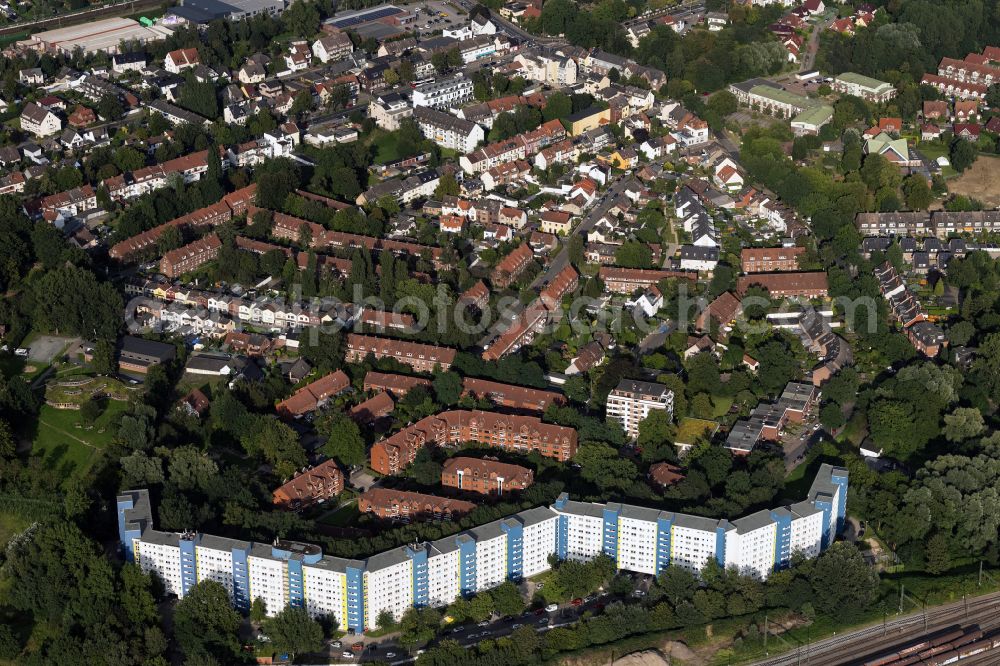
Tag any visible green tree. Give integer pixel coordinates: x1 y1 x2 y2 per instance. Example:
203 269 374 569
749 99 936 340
432 370 463 405
282 0 320 38
241 416 307 479
250 597 268 624
120 563 158 626
925 533 952 574
168 445 219 492
810 543 879 622
91 337 118 375
819 402 845 431
901 174 933 210
376 609 396 631
636 409 676 462
942 407 985 442
468 593 495 622
173 581 242 662
79 397 103 425
319 413 366 467
489 581 524 617
97 93 124 121
262 606 324 656
949 138 977 172
398 607 440 650
434 172 461 199
157 224 183 255
0 419 14 459
614 241 653 269
574 441 638 493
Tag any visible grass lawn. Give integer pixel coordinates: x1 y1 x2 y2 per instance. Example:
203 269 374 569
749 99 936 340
371 132 402 165
0 511 30 550
318 501 358 527
31 401 128 484
675 417 720 446
916 141 958 178
711 395 734 418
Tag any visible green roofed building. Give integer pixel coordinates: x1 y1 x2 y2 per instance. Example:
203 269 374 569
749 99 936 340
791 104 834 135
727 78 819 119
832 72 897 102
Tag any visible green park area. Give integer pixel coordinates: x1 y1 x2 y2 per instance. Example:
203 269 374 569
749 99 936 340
31 400 129 485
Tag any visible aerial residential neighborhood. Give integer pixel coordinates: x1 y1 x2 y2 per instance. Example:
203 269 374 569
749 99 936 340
2 0 1000 664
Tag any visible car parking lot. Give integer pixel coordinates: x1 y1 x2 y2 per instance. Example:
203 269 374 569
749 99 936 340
410 0 466 37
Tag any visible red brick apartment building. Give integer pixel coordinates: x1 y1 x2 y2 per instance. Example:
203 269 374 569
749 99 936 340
598 267 697 294
490 244 534 288
358 488 475 522
539 264 579 310
275 370 350 418
272 459 344 510
349 391 395 425
159 233 222 278
459 280 490 310
461 377 565 412
345 334 456 372
441 457 534 496
736 272 829 299
740 246 804 273
363 371 432 397
370 410 578 475
109 184 256 262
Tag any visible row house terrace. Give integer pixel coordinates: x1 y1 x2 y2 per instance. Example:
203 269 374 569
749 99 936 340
345 334 456 372
481 300 549 361
105 184 255 262
490 244 534 288
35 184 96 218
264 209 444 268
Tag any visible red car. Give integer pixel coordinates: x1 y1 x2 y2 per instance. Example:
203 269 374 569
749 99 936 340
534 608 545 616
571 598 583 607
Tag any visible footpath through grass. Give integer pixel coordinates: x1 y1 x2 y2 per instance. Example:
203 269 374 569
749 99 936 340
31 400 128 484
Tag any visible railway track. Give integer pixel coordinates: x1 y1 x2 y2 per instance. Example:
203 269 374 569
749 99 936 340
751 592 1000 666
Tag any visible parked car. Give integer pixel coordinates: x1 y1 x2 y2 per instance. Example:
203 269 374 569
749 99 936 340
571 598 583 607
341 651 354 659
545 603 558 612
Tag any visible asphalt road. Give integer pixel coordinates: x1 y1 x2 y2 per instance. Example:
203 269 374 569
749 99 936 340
750 591 1000 666
324 599 605 664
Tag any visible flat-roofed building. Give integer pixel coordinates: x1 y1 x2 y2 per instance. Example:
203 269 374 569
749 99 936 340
606 378 674 439
832 72 897 102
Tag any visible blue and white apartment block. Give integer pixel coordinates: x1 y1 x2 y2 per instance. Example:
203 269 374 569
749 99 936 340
117 464 847 633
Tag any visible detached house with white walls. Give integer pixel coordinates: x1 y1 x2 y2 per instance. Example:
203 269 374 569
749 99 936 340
20 102 62 137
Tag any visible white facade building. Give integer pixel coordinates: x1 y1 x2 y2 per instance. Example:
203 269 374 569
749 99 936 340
606 378 674 439
412 76 475 110
118 465 848 633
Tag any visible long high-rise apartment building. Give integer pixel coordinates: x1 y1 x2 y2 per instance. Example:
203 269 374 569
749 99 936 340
118 465 847 634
